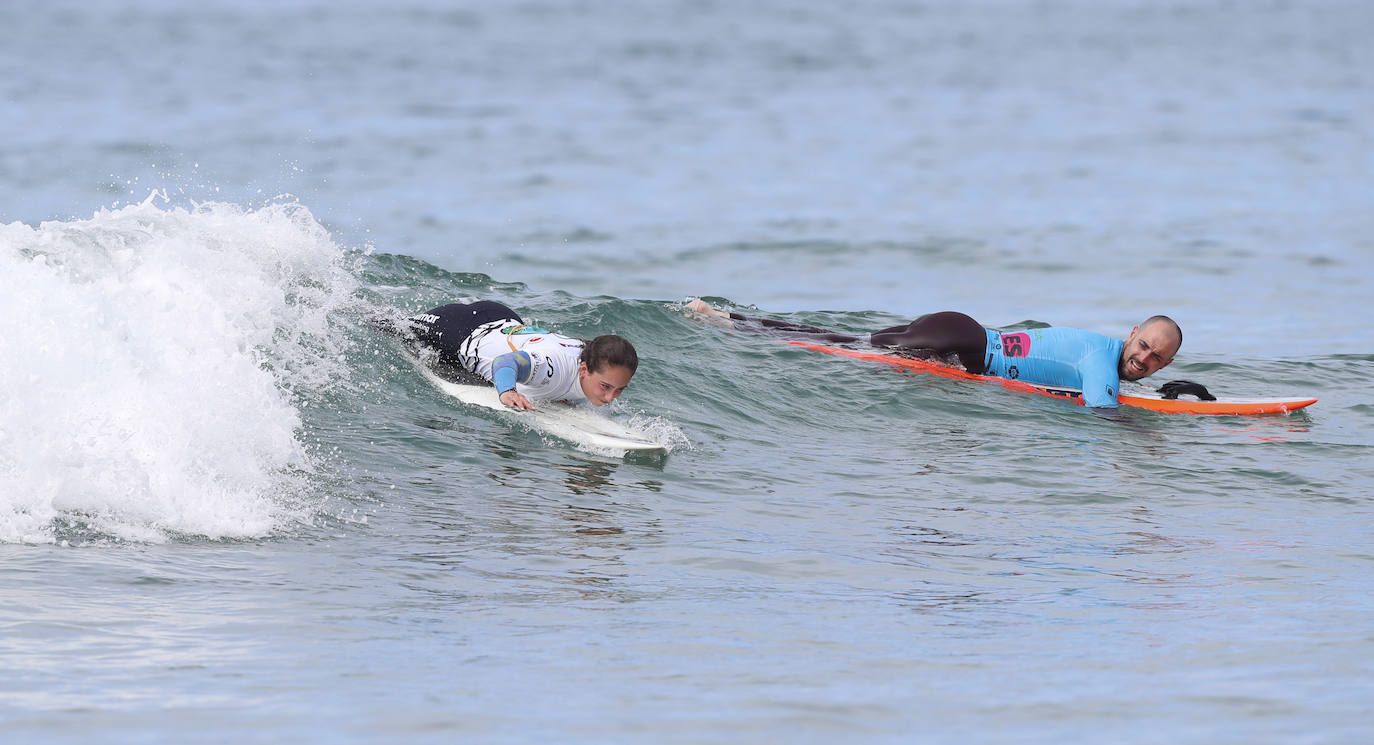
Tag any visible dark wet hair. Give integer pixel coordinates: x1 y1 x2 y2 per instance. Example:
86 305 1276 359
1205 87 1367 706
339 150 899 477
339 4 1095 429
580 335 638 374
1141 315 1182 350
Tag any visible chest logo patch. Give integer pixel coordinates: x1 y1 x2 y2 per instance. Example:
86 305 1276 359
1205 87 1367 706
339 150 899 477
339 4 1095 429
1001 332 1031 358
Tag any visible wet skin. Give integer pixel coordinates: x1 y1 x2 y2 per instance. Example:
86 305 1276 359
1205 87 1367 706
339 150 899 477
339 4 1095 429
1119 322 1180 381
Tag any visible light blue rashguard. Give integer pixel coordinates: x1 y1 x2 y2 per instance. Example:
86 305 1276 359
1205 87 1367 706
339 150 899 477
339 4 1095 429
981 328 1125 408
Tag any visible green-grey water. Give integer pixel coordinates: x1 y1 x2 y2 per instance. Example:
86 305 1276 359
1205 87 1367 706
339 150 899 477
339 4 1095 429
3 1 1372 742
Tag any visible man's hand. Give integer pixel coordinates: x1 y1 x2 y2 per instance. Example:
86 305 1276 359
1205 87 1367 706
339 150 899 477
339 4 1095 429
499 389 535 411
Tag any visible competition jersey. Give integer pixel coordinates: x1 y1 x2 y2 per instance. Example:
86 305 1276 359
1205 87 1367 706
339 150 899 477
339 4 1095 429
982 327 1125 408
458 320 589 405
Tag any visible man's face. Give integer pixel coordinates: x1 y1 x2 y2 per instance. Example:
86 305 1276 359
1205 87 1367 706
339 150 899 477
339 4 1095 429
579 363 633 406
1119 323 1179 381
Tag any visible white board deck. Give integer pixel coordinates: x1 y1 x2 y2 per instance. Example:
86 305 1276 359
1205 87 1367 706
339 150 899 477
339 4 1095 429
420 369 666 454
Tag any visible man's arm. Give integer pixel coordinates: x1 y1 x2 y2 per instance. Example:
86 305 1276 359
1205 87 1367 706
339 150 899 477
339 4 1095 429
1079 355 1120 409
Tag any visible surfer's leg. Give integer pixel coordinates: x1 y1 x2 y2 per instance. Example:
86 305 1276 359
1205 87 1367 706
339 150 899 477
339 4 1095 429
725 314 862 343
869 311 988 373
685 298 738 330
415 302 523 343
685 298 861 342
427 301 523 331
409 301 524 377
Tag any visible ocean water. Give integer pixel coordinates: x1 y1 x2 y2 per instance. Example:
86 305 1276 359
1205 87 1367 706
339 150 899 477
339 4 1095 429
2 1 1372 742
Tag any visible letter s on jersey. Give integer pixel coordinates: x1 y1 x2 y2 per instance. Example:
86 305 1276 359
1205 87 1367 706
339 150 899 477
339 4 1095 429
1001 332 1031 358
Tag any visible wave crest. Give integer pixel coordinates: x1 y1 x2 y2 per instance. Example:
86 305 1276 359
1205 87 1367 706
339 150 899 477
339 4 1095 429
0 195 358 543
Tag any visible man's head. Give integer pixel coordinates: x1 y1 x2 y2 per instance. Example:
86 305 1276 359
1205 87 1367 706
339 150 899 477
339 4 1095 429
578 335 638 406
1120 315 1181 381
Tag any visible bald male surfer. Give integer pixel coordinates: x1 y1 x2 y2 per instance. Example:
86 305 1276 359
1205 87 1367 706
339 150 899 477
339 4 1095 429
398 300 638 411
686 299 1182 409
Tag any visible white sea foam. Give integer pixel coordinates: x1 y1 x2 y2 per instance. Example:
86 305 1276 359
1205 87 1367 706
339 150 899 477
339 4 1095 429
0 194 358 543
626 412 692 454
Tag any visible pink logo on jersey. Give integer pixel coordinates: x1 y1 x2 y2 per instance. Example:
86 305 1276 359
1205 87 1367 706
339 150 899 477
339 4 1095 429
1001 332 1031 358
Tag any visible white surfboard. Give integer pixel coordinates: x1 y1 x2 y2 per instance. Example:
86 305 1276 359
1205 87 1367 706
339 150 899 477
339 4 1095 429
419 368 666 454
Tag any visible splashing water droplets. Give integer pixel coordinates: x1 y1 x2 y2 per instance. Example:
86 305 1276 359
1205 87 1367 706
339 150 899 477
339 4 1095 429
0 194 359 543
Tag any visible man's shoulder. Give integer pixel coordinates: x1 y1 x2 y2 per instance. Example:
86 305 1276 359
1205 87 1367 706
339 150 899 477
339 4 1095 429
1023 327 1120 366
1034 326 1120 350
1035 325 1112 341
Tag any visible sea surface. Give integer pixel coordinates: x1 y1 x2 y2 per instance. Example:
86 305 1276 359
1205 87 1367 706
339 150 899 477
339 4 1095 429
2 1 1372 743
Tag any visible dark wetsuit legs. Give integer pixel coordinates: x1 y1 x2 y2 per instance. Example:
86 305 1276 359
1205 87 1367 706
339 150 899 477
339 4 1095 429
724 309 988 373
726 313 862 344
870 311 988 373
411 301 523 352
404 301 524 381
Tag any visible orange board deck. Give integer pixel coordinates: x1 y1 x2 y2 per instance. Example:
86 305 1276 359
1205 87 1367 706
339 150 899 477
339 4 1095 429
786 341 1317 416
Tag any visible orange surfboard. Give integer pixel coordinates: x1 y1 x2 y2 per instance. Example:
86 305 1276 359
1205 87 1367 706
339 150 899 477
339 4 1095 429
786 341 1317 416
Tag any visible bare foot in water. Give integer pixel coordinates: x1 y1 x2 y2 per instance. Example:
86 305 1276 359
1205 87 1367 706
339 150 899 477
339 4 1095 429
685 298 736 328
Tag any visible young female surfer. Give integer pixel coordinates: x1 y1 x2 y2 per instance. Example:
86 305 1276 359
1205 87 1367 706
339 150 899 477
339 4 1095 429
685 299 1180 409
403 301 637 411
